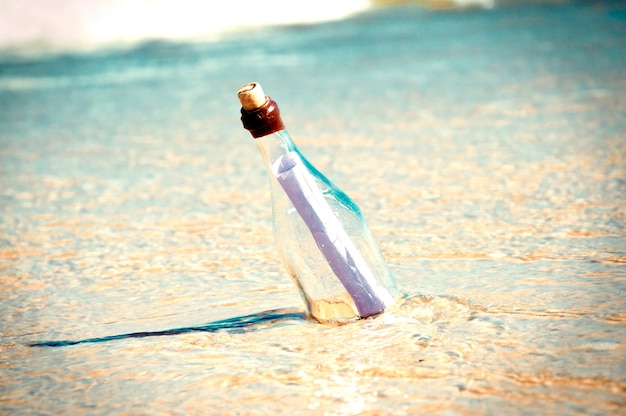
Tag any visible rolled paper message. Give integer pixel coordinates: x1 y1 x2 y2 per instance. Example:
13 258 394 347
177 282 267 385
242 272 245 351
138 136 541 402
272 151 394 317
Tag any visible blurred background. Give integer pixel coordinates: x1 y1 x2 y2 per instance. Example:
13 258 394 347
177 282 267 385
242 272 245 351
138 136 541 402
0 0 496 53
1 0 625 414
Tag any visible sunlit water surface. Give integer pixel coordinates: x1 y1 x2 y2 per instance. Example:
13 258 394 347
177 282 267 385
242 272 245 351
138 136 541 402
1 1 625 414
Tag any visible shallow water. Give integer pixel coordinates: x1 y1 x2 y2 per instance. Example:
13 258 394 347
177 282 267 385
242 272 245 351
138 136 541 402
1 1 626 414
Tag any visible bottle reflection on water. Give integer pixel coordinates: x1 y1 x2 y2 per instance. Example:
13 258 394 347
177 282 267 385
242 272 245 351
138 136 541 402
238 82 398 325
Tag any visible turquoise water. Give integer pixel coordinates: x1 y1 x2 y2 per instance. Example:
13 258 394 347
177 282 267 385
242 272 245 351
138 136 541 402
1 1 625 414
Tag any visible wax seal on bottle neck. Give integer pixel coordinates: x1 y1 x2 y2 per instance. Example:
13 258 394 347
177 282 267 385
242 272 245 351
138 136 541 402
238 82 285 138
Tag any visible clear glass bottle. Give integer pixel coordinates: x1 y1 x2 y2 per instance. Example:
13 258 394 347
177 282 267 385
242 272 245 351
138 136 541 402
238 82 398 325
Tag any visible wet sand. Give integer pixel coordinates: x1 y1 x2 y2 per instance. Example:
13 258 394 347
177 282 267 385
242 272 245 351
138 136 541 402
1 1 625 414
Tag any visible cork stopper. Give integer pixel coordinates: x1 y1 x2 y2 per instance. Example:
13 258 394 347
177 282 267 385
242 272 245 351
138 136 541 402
238 82 268 111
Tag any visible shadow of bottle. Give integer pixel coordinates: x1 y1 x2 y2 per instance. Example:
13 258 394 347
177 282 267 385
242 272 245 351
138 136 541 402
29 308 307 348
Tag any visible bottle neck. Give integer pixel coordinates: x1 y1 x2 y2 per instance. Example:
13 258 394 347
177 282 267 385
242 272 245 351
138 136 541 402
240 95 297 169
256 130 297 170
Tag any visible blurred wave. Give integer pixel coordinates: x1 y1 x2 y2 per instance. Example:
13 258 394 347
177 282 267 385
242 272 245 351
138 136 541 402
0 0 496 56
0 0 370 55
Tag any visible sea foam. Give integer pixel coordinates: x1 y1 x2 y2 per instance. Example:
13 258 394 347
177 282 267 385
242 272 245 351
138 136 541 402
0 0 371 54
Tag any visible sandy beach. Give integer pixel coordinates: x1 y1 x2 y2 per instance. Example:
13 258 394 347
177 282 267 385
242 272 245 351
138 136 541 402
1 1 625 414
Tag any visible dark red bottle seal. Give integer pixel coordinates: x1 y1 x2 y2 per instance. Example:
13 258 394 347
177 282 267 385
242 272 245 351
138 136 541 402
240 97 285 138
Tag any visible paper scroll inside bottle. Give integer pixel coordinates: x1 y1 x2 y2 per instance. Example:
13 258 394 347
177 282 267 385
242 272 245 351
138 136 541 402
272 151 394 317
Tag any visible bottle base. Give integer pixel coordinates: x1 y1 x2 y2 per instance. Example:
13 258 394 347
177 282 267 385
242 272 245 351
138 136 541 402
309 298 361 326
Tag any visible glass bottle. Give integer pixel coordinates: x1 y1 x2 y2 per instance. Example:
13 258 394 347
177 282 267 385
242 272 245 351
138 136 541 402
238 82 398 325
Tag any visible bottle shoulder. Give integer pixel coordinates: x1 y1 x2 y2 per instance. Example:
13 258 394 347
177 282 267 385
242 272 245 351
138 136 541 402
296 151 363 215
258 129 363 216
